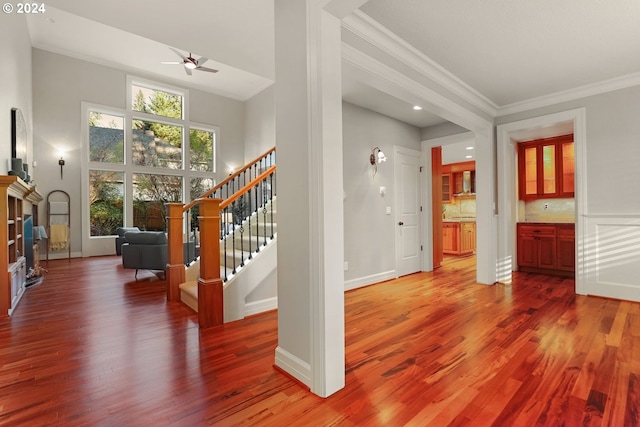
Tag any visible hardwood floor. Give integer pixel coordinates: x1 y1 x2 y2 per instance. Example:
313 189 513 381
1 255 639 426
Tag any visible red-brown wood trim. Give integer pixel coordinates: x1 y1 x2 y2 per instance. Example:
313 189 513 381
432 147 443 269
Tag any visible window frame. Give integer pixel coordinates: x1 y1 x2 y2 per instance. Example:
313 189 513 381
82 77 219 253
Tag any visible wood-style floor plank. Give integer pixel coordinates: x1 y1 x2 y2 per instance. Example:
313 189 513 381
1 255 639 426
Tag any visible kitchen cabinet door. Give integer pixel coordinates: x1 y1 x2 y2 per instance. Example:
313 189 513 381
442 223 458 254
537 236 557 270
442 174 451 202
518 134 574 200
460 222 476 254
557 225 575 271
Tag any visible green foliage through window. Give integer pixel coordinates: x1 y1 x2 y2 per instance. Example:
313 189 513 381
89 170 123 236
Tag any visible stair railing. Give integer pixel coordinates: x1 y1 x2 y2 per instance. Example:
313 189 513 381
219 165 276 282
202 147 275 201
182 147 275 265
166 148 276 329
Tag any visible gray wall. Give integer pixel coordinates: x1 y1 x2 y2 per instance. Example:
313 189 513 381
421 121 469 141
0 15 33 176
496 85 640 215
32 49 245 254
244 85 276 162
342 101 422 283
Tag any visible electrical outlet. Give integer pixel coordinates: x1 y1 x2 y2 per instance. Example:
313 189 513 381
344 261 348 271
544 203 549 210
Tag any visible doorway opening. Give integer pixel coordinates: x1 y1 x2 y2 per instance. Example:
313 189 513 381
430 134 478 276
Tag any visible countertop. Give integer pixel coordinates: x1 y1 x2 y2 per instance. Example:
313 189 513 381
517 221 575 225
443 218 476 223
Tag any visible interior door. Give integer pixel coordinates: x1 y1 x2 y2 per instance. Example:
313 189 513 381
394 146 422 277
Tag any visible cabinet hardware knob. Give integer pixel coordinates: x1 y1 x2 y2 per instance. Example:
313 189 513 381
398 221 404 226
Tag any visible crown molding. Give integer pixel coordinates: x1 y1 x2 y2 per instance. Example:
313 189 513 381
342 43 491 132
496 72 640 117
343 11 640 121
342 10 498 117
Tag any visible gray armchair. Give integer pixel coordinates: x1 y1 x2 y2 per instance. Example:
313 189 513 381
115 227 140 255
121 231 168 278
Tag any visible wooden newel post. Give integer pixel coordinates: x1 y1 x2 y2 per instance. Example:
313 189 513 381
166 203 185 302
198 198 224 328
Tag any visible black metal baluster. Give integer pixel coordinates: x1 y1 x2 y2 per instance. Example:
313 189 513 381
269 173 274 239
247 187 253 260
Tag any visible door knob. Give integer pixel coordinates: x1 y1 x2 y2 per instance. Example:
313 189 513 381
398 221 404 226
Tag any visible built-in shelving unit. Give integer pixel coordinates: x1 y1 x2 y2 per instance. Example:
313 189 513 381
1 176 43 317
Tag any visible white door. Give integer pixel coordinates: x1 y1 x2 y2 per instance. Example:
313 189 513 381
394 146 422 277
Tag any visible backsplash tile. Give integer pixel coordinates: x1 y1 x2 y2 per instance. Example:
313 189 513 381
443 197 476 219
523 198 575 223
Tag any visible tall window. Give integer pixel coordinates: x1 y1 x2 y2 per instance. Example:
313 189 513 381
84 77 218 247
88 112 125 236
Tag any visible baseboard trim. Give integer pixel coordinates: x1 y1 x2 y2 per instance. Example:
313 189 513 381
245 297 278 317
274 346 311 388
344 270 396 291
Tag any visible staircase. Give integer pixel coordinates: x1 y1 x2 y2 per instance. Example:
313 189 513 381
179 196 277 322
165 147 277 328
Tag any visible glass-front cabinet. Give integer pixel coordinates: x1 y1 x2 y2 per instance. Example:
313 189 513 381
518 134 574 200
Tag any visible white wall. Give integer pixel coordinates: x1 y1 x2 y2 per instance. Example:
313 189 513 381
496 86 640 300
496 86 640 214
0 15 33 176
32 49 246 255
342 102 422 286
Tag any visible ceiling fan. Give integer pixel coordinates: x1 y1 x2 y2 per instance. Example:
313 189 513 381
162 48 219 75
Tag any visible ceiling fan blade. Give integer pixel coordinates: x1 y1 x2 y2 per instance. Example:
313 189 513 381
196 57 208 66
184 67 192 76
161 61 183 65
169 47 188 61
196 66 219 73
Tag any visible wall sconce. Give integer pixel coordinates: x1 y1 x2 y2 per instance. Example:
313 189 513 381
370 147 386 176
58 157 65 179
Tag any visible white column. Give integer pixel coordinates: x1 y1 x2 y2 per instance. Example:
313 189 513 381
274 0 345 397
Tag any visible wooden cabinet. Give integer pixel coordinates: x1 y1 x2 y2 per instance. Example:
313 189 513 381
442 174 451 202
1 176 42 317
518 134 574 200
453 170 476 195
517 223 574 276
443 221 475 255
556 224 576 272
442 161 475 202
443 222 458 253
460 222 476 254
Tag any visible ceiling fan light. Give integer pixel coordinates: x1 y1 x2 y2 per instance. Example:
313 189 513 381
184 62 197 70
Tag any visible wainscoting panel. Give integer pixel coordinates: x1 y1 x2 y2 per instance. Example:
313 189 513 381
584 215 640 301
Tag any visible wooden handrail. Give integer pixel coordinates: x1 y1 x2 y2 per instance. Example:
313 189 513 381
198 147 275 200
220 166 277 210
182 165 277 212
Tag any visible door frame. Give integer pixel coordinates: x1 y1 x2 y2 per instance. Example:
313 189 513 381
496 108 586 293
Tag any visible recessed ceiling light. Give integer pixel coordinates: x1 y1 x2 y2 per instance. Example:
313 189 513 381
413 105 422 111
466 146 474 150
465 155 473 159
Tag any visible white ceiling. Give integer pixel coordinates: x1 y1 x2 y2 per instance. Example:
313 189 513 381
25 1 640 132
